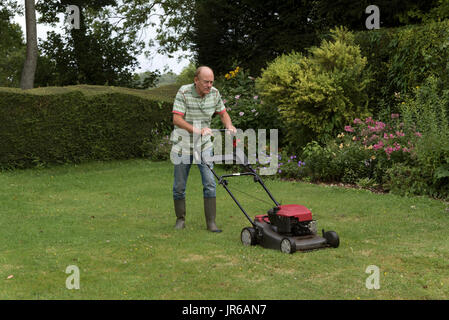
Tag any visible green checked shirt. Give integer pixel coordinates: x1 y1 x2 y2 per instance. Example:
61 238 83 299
170 83 226 155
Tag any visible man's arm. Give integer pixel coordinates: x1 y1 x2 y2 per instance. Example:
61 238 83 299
219 111 236 133
173 113 211 136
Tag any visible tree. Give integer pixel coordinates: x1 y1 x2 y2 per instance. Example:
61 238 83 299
20 0 38 89
310 0 440 31
152 0 444 77
0 2 25 87
35 0 146 87
39 20 142 87
191 0 319 76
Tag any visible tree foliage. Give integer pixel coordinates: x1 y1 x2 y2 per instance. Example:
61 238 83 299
35 0 144 87
151 0 444 77
311 0 439 31
0 1 25 87
190 0 319 76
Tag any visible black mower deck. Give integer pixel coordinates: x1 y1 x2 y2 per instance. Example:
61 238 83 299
254 220 331 252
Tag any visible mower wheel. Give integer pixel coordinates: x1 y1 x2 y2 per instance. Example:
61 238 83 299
241 227 257 246
280 237 296 254
323 230 340 248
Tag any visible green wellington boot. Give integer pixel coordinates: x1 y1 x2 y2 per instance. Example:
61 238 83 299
204 197 222 233
174 199 186 229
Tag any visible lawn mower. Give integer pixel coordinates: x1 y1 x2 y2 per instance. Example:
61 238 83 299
199 129 340 254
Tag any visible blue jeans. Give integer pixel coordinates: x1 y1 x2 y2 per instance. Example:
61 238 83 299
173 148 216 200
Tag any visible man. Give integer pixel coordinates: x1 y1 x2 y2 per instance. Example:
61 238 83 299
170 66 236 232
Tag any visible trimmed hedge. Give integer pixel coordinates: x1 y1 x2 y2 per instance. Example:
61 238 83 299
0 85 175 169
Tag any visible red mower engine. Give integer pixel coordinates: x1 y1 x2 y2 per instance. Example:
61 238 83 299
256 204 317 236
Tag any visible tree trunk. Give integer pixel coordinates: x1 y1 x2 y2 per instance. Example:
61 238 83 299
20 0 38 90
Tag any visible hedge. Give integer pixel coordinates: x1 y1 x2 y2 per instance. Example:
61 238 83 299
0 85 175 169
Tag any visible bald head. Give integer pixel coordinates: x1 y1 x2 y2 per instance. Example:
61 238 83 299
194 66 214 97
195 66 214 78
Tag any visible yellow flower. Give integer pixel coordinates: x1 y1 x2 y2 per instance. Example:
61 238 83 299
230 71 235 77
235 66 240 72
371 155 376 160
352 136 357 141
339 143 344 149
225 73 230 80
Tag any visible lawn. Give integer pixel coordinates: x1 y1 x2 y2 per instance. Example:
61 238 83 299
1 159 448 299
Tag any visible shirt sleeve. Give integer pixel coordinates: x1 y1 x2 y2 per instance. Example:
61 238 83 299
172 88 186 116
214 90 226 115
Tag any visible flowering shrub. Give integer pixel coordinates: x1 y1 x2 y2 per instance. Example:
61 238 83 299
341 114 418 163
212 66 282 132
300 114 421 188
249 149 307 180
143 134 172 161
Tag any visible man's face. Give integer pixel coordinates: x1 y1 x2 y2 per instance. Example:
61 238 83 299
194 69 214 97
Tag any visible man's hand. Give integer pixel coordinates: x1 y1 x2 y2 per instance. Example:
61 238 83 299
200 127 213 136
226 125 237 135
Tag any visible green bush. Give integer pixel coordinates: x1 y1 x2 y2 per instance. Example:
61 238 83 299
383 163 433 197
399 76 449 198
301 141 342 182
256 27 372 152
354 19 449 116
0 86 173 169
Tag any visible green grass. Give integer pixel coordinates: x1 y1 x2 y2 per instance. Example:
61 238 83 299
1 159 448 299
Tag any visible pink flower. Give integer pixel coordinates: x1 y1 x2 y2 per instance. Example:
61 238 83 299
344 125 354 132
415 132 422 137
391 113 400 119
253 95 259 100
235 95 241 100
375 121 386 130
353 118 363 125
396 131 405 137
385 147 393 159
365 117 374 124
373 140 384 150
239 111 244 116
